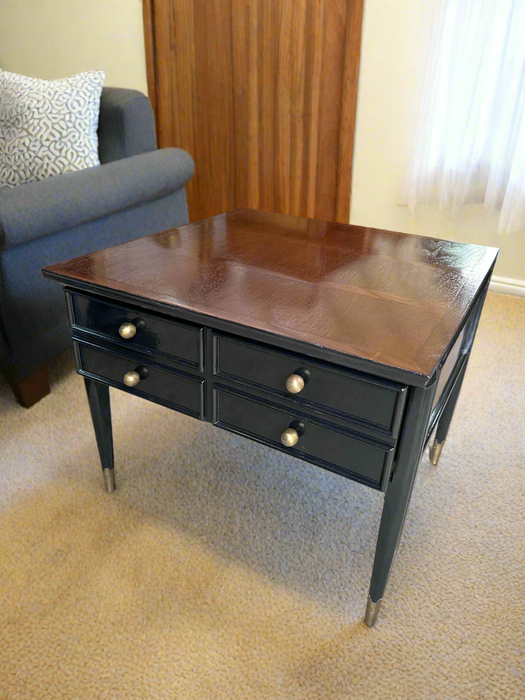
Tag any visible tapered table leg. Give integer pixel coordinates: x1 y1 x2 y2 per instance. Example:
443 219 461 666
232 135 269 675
429 358 469 466
365 383 437 626
84 378 115 492
429 279 488 467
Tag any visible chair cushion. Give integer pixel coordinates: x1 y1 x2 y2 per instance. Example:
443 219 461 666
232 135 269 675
0 70 105 188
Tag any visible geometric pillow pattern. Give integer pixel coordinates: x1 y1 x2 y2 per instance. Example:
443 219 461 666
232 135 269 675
0 70 105 188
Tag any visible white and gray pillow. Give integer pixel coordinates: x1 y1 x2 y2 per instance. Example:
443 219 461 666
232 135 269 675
0 70 105 188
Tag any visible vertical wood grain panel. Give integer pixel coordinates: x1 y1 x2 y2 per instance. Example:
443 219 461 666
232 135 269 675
193 0 235 219
305 0 324 218
290 0 307 216
231 1 249 209
315 0 347 220
336 0 364 222
144 0 363 224
150 0 176 149
142 0 157 117
258 1 277 213
275 1 293 216
170 0 196 219
247 0 260 209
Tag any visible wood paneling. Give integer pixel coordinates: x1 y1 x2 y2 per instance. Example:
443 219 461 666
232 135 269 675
142 0 157 118
144 0 365 223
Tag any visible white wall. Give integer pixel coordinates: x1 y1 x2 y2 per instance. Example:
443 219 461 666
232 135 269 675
0 0 147 94
351 0 525 281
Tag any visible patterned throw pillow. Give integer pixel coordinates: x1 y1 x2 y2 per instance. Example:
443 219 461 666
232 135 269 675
0 70 105 187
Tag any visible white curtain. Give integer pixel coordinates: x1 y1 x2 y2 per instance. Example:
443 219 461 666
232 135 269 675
405 0 525 234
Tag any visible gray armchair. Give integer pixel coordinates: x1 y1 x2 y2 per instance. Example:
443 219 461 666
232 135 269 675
0 87 194 407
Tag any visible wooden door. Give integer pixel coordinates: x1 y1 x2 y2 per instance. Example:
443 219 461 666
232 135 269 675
143 0 363 223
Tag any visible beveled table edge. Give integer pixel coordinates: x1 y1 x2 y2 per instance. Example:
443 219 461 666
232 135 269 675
44 266 479 389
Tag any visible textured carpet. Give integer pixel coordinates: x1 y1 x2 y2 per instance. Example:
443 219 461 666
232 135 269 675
0 291 524 699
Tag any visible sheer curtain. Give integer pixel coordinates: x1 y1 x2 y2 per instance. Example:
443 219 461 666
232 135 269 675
405 0 525 234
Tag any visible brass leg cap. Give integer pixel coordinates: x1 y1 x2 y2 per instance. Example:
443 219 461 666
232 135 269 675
364 596 383 627
429 439 445 466
103 468 116 493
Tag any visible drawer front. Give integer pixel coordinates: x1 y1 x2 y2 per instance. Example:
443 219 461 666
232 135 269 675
214 334 406 436
214 387 394 489
69 291 204 370
76 342 205 418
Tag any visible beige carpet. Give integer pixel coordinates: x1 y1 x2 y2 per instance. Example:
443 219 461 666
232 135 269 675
1 291 524 699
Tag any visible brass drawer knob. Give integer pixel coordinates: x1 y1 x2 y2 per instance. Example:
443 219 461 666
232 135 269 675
285 373 305 394
123 370 140 387
281 428 299 447
119 322 137 339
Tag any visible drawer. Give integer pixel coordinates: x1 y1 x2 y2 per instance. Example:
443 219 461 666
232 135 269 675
214 334 407 437
213 387 394 490
75 342 205 419
68 291 204 370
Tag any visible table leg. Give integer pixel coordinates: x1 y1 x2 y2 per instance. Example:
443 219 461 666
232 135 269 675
365 383 436 627
84 378 115 493
429 357 469 466
428 277 489 467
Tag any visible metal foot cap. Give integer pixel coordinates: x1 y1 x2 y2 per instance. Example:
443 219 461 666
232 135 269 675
429 439 445 466
364 596 383 627
103 468 116 493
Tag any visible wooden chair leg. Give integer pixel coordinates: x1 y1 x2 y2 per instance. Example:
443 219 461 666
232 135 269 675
8 365 50 408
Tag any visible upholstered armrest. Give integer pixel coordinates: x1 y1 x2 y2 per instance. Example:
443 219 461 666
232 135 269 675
0 148 194 250
97 87 157 163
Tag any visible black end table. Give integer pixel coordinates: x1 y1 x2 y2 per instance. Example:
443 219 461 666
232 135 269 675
43 208 498 626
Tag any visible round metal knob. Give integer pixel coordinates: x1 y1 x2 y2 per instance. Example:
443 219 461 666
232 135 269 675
285 373 305 394
119 322 137 339
123 370 140 387
281 428 299 447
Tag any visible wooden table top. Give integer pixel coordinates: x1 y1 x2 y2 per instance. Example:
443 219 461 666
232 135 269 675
43 208 498 381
